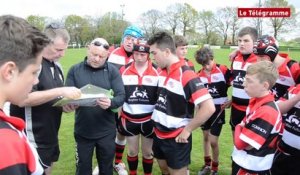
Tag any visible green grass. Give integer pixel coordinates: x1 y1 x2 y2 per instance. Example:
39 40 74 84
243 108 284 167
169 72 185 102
52 48 300 175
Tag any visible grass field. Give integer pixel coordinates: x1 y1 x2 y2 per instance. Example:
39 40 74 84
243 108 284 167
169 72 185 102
52 48 300 175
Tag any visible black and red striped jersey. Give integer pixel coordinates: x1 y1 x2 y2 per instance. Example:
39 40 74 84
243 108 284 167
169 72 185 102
120 61 159 123
232 93 282 171
272 53 299 100
151 61 212 139
231 52 257 112
0 111 43 175
108 45 133 69
278 84 300 155
197 63 230 105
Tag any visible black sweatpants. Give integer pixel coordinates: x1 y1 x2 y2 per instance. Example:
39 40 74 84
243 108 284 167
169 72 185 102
75 132 116 175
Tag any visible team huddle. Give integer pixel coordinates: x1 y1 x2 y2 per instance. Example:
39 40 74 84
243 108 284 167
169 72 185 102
0 15 299 175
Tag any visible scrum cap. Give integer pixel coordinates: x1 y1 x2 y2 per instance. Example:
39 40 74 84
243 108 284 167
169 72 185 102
123 25 143 39
253 35 279 62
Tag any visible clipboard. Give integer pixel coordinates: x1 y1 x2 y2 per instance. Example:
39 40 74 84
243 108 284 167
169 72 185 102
53 84 113 107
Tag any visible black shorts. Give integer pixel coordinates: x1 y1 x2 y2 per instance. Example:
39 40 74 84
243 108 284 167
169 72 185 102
232 159 271 175
37 145 60 168
201 106 225 136
117 117 154 138
230 106 246 130
115 113 119 128
152 135 191 169
201 122 224 137
271 150 300 175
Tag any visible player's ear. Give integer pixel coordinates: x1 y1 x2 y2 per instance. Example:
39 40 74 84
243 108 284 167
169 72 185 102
0 61 18 81
165 48 172 57
262 81 270 91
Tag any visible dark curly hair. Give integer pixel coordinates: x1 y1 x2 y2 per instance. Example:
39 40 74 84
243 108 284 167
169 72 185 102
195 47 214 65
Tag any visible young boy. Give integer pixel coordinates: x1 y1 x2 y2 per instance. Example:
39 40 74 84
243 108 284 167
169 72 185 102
230 27 258 132
0 15 50 175
232 61 283 175
118 40 159 175
174 35 195 71
195 47 231 175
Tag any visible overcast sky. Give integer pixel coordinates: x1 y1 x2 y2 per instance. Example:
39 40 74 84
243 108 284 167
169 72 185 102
1 0 299 23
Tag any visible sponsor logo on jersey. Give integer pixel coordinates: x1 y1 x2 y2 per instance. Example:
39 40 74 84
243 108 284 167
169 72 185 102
251 123 267 135
129 87 149 102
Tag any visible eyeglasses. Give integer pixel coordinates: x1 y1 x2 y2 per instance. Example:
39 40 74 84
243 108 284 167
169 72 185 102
46 23 65 29
92 41 109 50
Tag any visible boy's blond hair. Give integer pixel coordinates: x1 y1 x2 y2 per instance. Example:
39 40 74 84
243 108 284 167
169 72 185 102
246 61 278 89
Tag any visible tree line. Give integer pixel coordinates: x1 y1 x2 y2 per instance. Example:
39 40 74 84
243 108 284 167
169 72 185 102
26 0 299 47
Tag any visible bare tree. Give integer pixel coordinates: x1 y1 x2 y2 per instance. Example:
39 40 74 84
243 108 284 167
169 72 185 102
245 0 264 37
246 17 264 36
230 8 241 45
178 3 198 36
215 7 237 45
198 10 216 44
138 9 164 38
162 3 183 35
265 0 297 38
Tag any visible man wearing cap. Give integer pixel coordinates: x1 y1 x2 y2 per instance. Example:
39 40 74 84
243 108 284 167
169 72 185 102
9 23 81 175
253 34 299 100
64 38 125 175
118 40 159 175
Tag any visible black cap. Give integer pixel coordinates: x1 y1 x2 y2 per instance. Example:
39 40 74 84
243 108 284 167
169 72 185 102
133 43 150 53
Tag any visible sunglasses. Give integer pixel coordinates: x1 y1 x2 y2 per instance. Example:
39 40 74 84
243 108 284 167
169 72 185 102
46 23 65 29
92 41 109 50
